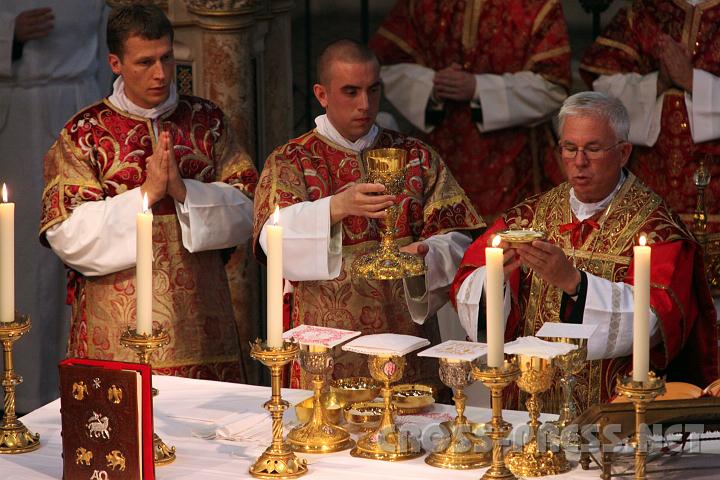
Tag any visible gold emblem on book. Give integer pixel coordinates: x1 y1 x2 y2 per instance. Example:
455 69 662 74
106 450 126 471
86 412 110 440
72 381 89 400
107 385 122 404
75 447 93 465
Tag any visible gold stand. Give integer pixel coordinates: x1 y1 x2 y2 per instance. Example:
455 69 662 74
350 354 423 461
287 345 353 453
119 327 176 466
249 340 307 479
505 355 570 477
0 315 39 454
351 148 426 280
616 372 666 480
472 360 520 480
426 358 491 469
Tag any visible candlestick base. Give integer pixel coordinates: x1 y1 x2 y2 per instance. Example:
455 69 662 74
119 326 176 466
0 315 40 454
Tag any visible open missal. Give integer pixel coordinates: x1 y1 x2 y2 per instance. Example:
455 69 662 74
59 358 155 480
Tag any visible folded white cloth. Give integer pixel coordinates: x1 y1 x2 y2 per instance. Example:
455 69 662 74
283 324 361 348
417 340 487 362
504 336 577 359
342 333 430 356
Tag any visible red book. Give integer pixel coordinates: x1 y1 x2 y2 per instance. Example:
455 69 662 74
59 358 155 480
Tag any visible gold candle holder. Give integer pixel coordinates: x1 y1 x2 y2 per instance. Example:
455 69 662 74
505 354 570 477
287 345 353 453
350 354 423 461
119 326 176 466
550 338 588 430
615 372 666 480
0 314 40 454
351 148 426 280
426 358 491 469
249 339 307 479
472 359 520 480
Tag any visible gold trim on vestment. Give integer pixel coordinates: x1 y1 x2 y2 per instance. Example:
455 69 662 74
532 0 559 37
594 37 641 63
463 0 484 52
523 46 571 71
377 27 424 65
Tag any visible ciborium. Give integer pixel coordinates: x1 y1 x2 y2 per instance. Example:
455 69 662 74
350 354 424 461
426 358 491 469
550 338 588 430
287 345 353 453
351 148 426 280
505 355 570 477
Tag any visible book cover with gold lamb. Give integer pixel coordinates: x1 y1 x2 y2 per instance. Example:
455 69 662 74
59 358 155 480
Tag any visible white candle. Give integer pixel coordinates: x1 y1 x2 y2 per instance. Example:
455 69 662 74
136 193 153 335
266 206 283 348
633 235 651 382
486 235 504 367
0 184 13 323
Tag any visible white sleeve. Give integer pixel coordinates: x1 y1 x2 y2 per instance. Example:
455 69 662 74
175 179 254 252
592 73 664 147
379 63 436 133
454 266 512 342
582 272 659 361
473 71 567 132
45 188 143 277
685 69 720 143
0 11 15 77
258 197 342 282
403 232 471 325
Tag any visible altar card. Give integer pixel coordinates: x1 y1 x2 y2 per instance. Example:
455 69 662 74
535 322 598 340
342 333 430 356
417 340 487 362
282 324 361 348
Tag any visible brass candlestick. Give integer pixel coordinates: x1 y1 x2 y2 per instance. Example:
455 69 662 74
551 338 588 430
616 372 666 480
287 345 353 453
0 314 39 454
472 359 520 480
249 339 307 479
505 354 570 477
119 326 176 466
351 148 426 280
426 358 491 469
350 354 423 461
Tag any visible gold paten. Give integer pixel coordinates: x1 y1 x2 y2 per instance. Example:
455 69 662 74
350 354 424 461
329 377 381 407
351 148 426 280
425 359 491 470
505 355 571 477
0 315 40 454
287 345 353 454
343 401 384 431
496 229 546 247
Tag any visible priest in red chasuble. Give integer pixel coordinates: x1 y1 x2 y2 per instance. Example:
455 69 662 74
369 0 571 219
451 92 718 412
253 40 484 389
40 6 257 381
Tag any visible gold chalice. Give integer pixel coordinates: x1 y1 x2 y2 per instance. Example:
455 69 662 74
426 358 491 469
549 338 588 430
350 354 424 461
505 355 570 477
287 345 354 453
351 148 426 280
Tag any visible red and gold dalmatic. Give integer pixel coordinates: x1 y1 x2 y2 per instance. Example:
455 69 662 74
40 96 258 382
253 129 484 388
451 173 718 412
370 0 571 219
580 0 720 286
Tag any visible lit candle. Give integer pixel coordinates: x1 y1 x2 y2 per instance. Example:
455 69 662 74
486 235 504 367
0 184 13 323
136 193 153 335
266 206 283 348
633 235 651 382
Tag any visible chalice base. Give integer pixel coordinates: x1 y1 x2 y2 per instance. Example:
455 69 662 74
426 421 491 469
350 426 424 461
0 421 40 454
505 440 571 477
287 421 354 454
153 432 176 466
250 445 308 479
351 248 426 281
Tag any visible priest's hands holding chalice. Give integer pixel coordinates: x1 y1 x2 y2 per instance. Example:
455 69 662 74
502 239 581 296
329 183 395 225
141 130 186 207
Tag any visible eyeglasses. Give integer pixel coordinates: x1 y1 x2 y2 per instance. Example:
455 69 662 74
558 141 624 160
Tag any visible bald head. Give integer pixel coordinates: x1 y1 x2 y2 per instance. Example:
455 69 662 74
316 39 379 86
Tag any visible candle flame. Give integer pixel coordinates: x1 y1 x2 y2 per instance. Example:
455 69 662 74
639 235 646 247
492 235 501 248
142 192 149 213
273 205 280 225
1 184 6 203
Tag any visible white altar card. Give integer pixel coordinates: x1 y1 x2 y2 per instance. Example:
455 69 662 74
417 340 488 362
283 324 361 348
504 336 577 359
342 333 430 357
535 323 598 340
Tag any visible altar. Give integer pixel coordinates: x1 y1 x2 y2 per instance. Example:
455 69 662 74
3 375 720 479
